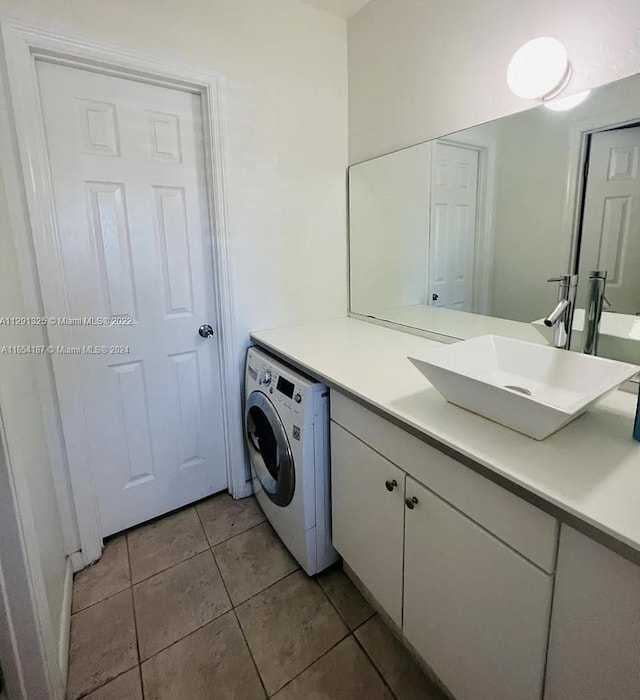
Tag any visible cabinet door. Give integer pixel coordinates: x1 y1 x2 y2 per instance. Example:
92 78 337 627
330 422 404 625
403 477 552 700
545 526 640 700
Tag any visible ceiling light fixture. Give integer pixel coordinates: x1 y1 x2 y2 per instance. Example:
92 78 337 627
507 37 572 101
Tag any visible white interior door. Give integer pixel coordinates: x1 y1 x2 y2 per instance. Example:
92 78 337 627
36 61 228 537
580 127 640 314
428 141 479 311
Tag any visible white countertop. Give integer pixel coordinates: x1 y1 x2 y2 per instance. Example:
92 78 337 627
251 317 640 558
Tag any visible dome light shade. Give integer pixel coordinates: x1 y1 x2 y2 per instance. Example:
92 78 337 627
544 89 591 112
507 37 572 100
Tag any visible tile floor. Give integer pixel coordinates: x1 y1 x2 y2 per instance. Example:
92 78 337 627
67 493 447 700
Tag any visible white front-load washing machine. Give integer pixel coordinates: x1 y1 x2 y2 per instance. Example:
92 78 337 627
244 347 338 575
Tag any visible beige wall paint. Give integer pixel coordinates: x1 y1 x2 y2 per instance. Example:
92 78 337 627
348 0 640 163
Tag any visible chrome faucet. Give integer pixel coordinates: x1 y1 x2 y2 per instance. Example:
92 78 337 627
582 270 608 356
544 274 578 349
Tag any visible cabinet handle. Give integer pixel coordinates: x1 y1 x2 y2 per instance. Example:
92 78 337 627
405 496 418 510
385 479 398 492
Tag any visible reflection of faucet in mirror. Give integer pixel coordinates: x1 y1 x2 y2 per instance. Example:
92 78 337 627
544 274 578 349
582 270 609 356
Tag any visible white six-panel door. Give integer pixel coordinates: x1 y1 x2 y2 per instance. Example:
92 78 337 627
428 141 479 311
580 127 640 315
36 61 227 536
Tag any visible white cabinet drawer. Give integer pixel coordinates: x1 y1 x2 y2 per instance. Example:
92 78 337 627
331 391 558 572
330 421 404 625
404 477 553 700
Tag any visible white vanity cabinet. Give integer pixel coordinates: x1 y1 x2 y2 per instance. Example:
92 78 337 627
330 422 405 625
330 391 558 700
404 477 552 700
544 526 640 700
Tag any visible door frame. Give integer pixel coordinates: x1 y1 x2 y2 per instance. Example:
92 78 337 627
561 104 640 274
428 138 496 314
0 21 246 565
0 415 61 699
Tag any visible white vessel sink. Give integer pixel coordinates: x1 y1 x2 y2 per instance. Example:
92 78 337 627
409 335 639 440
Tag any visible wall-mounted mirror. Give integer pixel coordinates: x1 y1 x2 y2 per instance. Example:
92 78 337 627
349 73 640 364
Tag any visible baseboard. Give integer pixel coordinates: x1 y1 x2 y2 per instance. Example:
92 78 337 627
58 557 73 687
69 550 84 573
232 478 254 500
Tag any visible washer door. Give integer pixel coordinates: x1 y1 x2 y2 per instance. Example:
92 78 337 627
245 390 295 507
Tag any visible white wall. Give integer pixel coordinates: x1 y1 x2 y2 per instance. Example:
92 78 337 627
0 0 348 361
348 0 640 163
350 142 430 313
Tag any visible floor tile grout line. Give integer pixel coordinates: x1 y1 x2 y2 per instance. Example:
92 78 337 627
200 513 267 550
351 612 447 699
232 608 270 698
128 607 234 671
351 625 402 700
130 506 266 588
265 629 353 698
233 571 350 697
316 568 376 634
135 550 233 665
135 664 144 700
74 542 216 616
229 565 301 609
127 565 344 699
125 532 146 700
194 505 269 698
71 581 132 617
73 504 263 614
198 502 303 611
125 497 264 585
73 665 140 700
130 546 209 588
313 570 399 700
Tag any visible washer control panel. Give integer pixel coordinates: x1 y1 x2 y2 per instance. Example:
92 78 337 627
259 369 272 387
247 350 308 417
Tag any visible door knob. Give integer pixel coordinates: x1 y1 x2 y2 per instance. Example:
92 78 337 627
198 324 214 338
405 496 418 510
432 293 439 301
385 479 398 492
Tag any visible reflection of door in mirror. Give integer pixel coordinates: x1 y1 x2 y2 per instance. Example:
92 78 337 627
579 127 640 315
429 142 479 311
